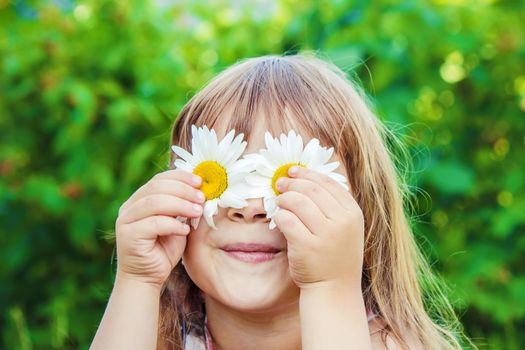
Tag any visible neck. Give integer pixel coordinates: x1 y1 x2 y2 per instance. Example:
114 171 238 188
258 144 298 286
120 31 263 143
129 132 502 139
204 295 302 350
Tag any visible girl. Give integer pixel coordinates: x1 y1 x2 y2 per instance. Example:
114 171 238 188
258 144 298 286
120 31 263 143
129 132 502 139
90 53 471 349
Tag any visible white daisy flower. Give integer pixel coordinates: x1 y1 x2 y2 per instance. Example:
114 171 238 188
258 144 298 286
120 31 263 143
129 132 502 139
171 125 254 230
245 130 349 229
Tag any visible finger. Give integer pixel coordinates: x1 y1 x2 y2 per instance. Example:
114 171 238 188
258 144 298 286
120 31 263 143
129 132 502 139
154 169 202 187
275 177 341 220
275 191 327 234
273 208 314 246
122 179 205 211
118 194 203 224
120 169 202 211
119 215 191 240
288 166 355 211
158 234 187 268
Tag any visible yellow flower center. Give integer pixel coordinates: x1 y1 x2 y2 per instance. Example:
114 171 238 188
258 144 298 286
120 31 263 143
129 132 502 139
193 161 228 200
271 162 303 195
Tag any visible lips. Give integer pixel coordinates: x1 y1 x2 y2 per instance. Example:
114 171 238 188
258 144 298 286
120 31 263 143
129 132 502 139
221 243 283 264
221 243 282 253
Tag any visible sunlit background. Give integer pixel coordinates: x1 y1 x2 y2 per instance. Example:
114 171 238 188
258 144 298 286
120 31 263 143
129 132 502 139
1 0 524 349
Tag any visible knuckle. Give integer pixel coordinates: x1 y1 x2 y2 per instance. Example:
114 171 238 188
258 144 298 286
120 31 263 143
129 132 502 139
142 195 157 208
307 184 320 196
287 192 303 205
183 184 195 198
176 219 187 232
172 168 188 179
152 216 165 232
275 210 292 226
185 199 197 212
321 176 333 187
147 180 162 193
277 193 291 207
116 222 129 238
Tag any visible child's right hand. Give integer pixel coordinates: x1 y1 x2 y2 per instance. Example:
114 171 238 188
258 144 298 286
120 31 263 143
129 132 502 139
114 169 204 288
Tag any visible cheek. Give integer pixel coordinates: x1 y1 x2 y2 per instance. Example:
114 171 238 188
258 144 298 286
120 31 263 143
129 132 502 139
182 229 213 284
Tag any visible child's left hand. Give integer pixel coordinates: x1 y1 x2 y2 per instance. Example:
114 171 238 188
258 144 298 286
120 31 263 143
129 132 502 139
273 166 365 291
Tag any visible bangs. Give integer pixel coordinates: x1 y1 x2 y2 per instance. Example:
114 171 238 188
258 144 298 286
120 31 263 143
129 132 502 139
170 55 352 156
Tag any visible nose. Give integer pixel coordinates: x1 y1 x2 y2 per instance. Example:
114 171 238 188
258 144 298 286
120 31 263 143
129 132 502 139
227 198 270 224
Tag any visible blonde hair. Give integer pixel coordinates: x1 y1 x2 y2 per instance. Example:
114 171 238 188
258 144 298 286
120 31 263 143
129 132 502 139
159 53 471 349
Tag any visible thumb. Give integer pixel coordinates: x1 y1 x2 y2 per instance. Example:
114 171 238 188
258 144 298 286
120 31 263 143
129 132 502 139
158 234 187 268
273 208 311 246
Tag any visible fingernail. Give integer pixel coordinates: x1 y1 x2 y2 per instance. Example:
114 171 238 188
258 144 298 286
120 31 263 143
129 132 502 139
195 191 205 201
288 166 299 176
182 224 190 233
193 204 203 213
276 178 285 189
192 175 201 185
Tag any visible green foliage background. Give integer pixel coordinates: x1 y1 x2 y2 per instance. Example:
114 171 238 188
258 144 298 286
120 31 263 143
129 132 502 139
1 0 524 349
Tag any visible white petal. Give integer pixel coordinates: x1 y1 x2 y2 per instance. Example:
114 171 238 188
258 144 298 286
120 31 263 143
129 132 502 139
263 147 286 168
171 145 197 166
228 158 256 174
210 127 219 147
227 171 247 185
264 132 277 153
219 190 248 209
317 147 335 166
291 132 304 161
254 164 274 177
216 129 235 162
199 127 213 160
301 138 320 165
264 133 286 164
227 140 248 166
284 130 302 163
246 174 271 187
174 159 194 172
279 132 288 149
203 199 219 229
243 153 261 161
209 128 220 161
315 161 340 174
263 195 277 215
222 135 247 167
250 152 275 169
246 186 273 198
227 182 260 199
255 150 281 169
269 218 277 230
191 125 198 138
191 217 200 229
191 136 205 163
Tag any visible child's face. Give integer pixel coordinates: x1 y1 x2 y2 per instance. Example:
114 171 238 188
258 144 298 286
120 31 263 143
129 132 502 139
181 112 349 312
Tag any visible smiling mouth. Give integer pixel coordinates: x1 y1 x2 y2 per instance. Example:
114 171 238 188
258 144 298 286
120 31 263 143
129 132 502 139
222 250 282 264
220 243 285 264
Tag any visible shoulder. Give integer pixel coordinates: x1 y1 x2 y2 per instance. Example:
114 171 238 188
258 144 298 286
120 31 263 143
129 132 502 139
369 316 421 350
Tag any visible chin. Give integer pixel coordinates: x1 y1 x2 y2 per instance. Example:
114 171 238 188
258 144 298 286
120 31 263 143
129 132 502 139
211 276 300 312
